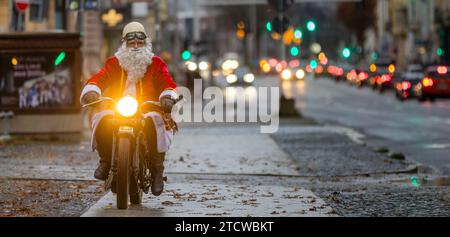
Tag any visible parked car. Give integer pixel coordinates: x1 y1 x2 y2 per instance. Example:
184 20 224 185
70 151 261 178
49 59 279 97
394 64 424 101
414 65 450 101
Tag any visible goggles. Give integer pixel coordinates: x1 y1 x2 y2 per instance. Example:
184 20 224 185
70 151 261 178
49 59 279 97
124 32 147 41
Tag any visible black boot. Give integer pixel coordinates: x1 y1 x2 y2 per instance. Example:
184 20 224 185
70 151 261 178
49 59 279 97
94 159 111 181
150 153 165 196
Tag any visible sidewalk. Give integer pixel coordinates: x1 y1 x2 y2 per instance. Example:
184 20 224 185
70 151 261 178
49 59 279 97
81 123 337 217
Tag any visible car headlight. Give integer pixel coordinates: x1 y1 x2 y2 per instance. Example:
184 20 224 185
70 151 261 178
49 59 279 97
226 74 238 84
243 73 255 83
116 96 138 117
281 69 292 80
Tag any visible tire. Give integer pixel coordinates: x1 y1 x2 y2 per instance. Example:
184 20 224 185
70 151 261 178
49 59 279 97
117 137 131 210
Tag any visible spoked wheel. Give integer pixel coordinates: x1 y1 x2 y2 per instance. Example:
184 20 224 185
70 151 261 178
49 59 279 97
129 176 142 204
130 145 146 204
117 137 131 210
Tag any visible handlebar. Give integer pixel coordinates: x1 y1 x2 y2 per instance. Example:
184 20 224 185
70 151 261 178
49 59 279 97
82 97 113 108
82 95 184 108
140 95 185 107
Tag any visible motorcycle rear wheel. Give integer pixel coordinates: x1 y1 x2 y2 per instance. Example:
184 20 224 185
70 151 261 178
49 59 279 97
117 137 131 210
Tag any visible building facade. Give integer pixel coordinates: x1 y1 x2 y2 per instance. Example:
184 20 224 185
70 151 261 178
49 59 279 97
376 0 450 68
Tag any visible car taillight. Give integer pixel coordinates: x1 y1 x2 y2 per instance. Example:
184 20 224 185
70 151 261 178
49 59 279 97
422 77 434 87
358 72 368 80
402 81 411 90
381 74 391 83
327 66 335 74
437 66 448 75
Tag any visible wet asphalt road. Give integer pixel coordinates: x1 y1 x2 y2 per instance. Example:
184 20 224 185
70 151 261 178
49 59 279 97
276 76 450 175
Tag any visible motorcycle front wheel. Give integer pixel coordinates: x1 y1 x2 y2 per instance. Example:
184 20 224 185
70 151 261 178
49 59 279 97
117 137 131 210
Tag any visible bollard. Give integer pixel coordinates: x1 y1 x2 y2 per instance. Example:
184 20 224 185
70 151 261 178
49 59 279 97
0 111 14 142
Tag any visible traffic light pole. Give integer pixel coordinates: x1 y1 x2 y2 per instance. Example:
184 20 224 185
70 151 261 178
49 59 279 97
277 1 300 118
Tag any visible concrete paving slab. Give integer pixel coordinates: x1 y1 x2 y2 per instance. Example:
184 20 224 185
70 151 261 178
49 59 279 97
166 127 301 175
81 182 336 217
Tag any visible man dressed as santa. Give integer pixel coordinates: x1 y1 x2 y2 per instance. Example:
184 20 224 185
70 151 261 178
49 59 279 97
80 22 177 196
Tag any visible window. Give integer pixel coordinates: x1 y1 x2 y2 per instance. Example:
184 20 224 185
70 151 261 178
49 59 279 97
29 0 49 22
55 0 66 30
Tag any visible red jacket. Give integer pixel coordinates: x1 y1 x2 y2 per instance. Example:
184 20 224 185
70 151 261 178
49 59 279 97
80 56 177 102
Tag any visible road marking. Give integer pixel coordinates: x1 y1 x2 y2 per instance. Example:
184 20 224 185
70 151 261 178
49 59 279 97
424 144 450 149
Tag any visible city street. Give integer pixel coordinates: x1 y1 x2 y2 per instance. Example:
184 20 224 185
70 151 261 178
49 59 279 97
284 76 450 175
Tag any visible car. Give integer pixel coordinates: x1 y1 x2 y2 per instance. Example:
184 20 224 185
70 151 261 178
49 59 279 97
351 66 370 88
227 66 255 86
394 64 424 101
414 65 450 101
335 63 353 82
368 61 396 92
326 65 344 82
379 71 402 93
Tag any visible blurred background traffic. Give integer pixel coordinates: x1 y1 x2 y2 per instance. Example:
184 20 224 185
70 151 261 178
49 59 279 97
1 0 450 135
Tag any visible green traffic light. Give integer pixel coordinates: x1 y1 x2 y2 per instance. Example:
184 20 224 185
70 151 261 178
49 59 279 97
266 21 272 32
54 51 66 66
342 48 351 58
310 59 318 69
290 46 299 56
294 29 303 39
306 21 316 32
437 48 444 56
371 52 379 61
182 50 191 61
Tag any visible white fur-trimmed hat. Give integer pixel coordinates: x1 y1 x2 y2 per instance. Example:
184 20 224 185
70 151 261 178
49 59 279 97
122 21 147 38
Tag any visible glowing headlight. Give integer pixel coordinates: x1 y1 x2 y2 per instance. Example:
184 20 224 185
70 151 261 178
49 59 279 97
226 74 238 84
296 69 305 79
243 73 255 83
199 61 209 71
116 96 138 117
187 61 197 71
281 69 292 80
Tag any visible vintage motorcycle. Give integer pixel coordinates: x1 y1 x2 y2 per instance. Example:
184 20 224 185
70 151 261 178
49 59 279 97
84 95 183 209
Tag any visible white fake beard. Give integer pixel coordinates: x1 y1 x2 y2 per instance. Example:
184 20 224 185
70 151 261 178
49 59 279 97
115 39 154 83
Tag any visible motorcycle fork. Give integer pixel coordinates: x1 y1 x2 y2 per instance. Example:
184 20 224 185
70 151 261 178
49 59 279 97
105 128 135 191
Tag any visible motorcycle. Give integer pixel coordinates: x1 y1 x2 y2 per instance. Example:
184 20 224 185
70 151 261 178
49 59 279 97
83 95 183 209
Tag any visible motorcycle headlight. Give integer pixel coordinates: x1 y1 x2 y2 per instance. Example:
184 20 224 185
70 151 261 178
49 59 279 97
116 96 138 117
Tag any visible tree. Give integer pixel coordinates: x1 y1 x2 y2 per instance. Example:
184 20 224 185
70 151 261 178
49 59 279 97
336 0 377 46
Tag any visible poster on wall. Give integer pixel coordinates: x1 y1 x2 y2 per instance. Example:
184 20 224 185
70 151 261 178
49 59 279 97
0 51 76 113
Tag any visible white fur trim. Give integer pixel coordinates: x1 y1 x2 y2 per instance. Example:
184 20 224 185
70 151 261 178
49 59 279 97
80 84 101 104
143 112 174 153
159 89 177 100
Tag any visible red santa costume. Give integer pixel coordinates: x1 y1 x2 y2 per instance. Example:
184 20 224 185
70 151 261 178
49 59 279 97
80 50 177 153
